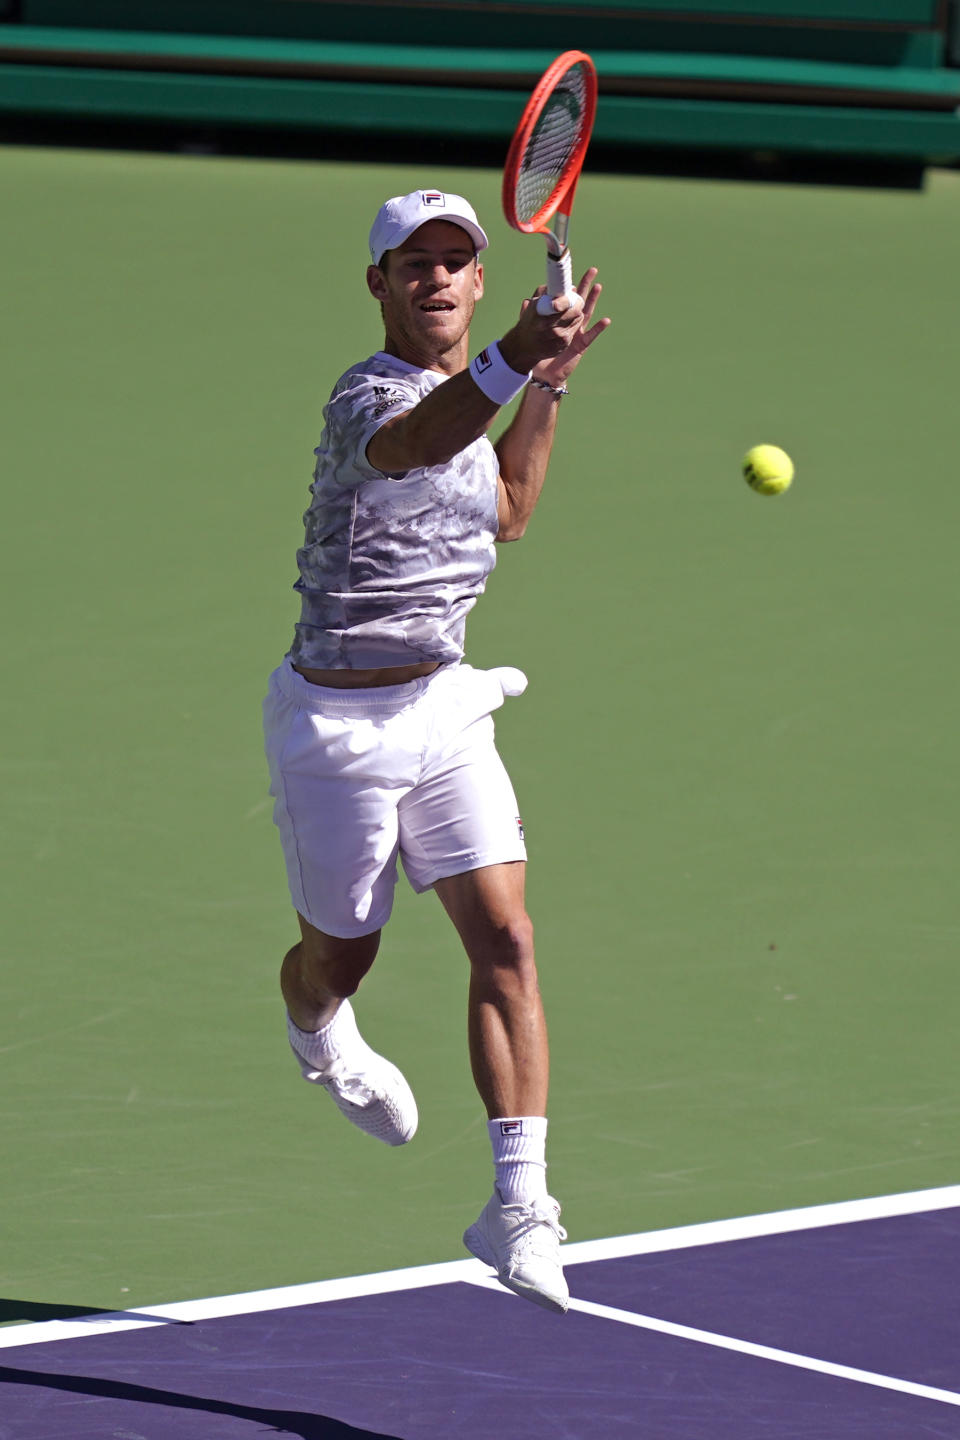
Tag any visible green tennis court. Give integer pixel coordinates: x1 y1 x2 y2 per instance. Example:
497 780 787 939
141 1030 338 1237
2 141 957 1321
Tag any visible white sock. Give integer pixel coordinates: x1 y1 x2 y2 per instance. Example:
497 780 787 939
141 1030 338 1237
287 999 361 1079
488 1116 549 1205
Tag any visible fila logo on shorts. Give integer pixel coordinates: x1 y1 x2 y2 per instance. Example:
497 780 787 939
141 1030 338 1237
516 816 524 840
421 191 446 208
500 1120 523 1136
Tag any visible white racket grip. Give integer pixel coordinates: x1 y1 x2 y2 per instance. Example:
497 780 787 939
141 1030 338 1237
536 249 573 313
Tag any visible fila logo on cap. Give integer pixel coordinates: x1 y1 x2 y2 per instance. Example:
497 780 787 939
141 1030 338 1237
368 190 489 266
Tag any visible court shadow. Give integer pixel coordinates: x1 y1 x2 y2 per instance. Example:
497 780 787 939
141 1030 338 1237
0 1298 185 1326
0 1366 401 1438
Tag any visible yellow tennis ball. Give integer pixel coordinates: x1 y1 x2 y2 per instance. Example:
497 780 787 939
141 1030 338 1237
743 444 794 496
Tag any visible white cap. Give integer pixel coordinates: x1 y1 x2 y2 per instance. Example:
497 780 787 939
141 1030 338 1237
369 190 489 266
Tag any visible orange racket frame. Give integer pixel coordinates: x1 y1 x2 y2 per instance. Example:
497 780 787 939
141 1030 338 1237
502 50 598 307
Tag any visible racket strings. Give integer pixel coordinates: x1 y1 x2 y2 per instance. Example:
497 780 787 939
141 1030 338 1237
512 62 588 226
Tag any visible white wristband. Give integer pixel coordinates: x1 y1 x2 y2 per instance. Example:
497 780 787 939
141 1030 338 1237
469 340 530 406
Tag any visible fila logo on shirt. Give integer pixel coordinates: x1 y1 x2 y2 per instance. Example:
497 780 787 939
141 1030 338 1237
421 191 446 208
500 1120 523 1136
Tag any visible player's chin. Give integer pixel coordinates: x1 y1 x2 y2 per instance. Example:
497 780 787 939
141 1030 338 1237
416 310 471 348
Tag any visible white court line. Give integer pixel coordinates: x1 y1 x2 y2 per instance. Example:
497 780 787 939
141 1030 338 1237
1 1182 958 1352
564 1295 960 1409
460 1274 960 1409
567 1296 960 1405
558 1182 960 1266
0 1257 486 1350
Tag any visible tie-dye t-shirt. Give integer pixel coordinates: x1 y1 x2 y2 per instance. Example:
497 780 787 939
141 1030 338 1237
289 352 501 670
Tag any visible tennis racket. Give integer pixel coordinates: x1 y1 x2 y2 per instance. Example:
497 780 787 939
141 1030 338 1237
502 51 598 316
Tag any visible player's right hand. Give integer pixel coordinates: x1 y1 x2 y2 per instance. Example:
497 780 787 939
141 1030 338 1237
499 285 587 372
535 290 584 317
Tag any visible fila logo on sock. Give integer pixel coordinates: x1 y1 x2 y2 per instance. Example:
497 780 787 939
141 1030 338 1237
421 191 446 207
500 1120 523 1136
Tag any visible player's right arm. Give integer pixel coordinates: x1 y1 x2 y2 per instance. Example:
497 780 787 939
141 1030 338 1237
366 299 582 476
366 368 504 475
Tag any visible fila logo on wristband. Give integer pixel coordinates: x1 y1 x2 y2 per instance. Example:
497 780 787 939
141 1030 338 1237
500 1120 523 1136
469 340 530 406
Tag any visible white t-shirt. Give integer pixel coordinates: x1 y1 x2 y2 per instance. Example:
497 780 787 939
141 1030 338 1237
289 352 501 670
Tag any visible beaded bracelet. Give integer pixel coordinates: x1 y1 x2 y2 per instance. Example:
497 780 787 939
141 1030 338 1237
529 377 570 398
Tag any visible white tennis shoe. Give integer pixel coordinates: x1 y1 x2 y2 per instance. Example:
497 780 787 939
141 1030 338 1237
289 1008 418 1147
463 1192 569 1313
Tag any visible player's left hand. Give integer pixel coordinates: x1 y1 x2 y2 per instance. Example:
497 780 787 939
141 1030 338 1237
524 269 611 389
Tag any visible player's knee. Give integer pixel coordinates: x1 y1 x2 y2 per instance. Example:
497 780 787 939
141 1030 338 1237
314 939 378 998
471 911 536 984
509 912 536 968
284 932 379 1002
319 955 371 999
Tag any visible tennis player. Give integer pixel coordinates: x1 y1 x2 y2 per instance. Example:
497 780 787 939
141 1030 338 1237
263 189 609 1313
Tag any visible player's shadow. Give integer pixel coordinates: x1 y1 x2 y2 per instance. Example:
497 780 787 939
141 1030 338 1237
0 1298 185 1326
0 1365 401 1439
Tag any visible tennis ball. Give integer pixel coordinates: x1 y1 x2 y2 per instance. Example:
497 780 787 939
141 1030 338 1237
743 444 794 496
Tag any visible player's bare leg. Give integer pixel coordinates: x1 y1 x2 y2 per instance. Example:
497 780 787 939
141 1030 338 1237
282 915 417 1146
433 862 547 1118
281 915 380 1031
435 862 568 1314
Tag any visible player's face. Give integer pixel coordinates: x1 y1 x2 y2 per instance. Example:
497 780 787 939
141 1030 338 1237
367 220 484 360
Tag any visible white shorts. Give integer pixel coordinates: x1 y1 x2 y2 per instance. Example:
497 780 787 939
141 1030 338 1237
263 659 528 938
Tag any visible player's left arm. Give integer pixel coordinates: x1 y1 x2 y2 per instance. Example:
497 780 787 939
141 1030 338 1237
494 269 610 542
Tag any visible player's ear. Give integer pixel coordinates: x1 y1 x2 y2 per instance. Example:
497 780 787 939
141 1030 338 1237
367 264 388 301
474 259 484 301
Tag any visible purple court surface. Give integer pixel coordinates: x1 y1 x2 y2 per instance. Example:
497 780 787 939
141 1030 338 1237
2 1186 958 1439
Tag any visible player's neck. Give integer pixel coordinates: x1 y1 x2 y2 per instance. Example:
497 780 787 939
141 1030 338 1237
381 330 469 376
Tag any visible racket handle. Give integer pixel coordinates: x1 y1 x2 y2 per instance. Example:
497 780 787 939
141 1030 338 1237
536 249 574 313
546 248 573 298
